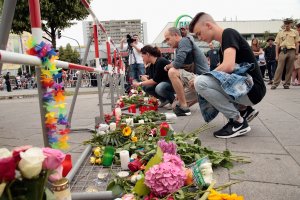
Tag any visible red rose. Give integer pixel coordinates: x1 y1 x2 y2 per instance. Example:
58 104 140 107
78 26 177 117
160 122 170 136
128 159 143 172
0 157 16 182
12 145 32 163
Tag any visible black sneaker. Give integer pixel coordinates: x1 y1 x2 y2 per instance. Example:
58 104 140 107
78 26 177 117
158 100 169 108
214 119 251 139
173 104 191 116
240 106 259 122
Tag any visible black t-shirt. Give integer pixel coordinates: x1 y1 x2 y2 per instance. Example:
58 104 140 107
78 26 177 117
146 57 170 84
220 28 266 104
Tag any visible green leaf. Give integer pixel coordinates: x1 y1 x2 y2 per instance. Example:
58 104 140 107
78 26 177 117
133 177 150 196
144 147 163 172
175 189 185 199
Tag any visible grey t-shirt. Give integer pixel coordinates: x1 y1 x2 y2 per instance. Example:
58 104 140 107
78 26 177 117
172 37 209 75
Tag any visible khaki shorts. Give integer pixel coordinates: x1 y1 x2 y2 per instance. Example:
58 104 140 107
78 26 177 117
179 69 198 105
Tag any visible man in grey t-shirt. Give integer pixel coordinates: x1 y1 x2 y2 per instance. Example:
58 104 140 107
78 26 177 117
164 27 209 116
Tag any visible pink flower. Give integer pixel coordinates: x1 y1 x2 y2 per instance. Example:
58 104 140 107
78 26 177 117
12 145 32 163
42 147 65 170
157 139 177 155
122 194 136 200
145 162 186 197
163 153 184 168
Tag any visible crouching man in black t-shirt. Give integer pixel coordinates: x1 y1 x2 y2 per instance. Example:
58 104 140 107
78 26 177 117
188 12 266 139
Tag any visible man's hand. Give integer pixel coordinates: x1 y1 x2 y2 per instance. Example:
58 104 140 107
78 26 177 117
188 78 195 89
164 64 173 71
132 81 140 88
140 75 149 81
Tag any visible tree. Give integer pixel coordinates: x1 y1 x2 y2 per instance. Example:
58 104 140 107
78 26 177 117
0 0 92 49
58 43 80 64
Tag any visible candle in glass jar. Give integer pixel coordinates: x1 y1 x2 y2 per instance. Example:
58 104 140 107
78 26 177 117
138 120 144 124
119 150 130 170
109 122 116 131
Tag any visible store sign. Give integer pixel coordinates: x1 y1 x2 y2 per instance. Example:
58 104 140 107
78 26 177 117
174 15 193 29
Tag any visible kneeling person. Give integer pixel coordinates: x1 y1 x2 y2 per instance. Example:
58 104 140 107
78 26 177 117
133 45 175 107
189 12 266 138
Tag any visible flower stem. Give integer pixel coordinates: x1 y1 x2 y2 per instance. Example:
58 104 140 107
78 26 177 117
39 170 50 200
198 180 215 200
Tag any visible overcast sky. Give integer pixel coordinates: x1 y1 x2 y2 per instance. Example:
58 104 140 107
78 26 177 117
56 0 300 47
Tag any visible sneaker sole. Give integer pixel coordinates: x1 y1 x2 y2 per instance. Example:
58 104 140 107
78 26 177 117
246 110 259 122
214 126 251 139
174 111 191 116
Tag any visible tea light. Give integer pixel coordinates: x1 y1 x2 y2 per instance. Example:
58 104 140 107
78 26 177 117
138 120 144 124
117 171 129 178
97 172 108 180
119 150 130 170
109 122 116 131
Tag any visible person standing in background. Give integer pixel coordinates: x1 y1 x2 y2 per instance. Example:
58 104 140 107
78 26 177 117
264 36 277 85
271 18 299 90
120 34 145 82
291 23 300 86
207 42 220 71
4 72 11 92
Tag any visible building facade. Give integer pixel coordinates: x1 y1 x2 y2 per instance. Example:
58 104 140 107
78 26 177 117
82 19 147 46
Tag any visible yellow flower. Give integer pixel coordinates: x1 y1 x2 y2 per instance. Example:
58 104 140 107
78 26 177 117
90 156 96 164
131 136 138 142
93 147 102 157
122 126 132 136
208 189 244 200
95 158 102 165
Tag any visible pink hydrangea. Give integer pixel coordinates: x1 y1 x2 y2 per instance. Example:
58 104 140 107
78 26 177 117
163 153 184 168
144 162 186 197
157 139 177 155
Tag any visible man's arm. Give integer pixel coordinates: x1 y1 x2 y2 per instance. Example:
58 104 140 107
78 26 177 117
214 47 236 73
131 43 142 53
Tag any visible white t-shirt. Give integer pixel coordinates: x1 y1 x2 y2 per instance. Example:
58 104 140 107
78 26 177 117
122 42 144 65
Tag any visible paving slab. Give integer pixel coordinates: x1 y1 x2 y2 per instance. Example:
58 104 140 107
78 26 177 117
229 153 300 186
231 181 300 200
227 136 287 154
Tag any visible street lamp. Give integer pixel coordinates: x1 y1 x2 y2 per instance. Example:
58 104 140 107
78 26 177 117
59 34 82 61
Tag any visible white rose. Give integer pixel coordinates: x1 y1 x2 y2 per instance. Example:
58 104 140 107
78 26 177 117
0 148 11 159
18 147 45 179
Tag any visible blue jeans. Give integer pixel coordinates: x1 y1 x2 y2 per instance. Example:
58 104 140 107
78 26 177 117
143 82 175 103
266 60 277 80
195 75 254 120
130 63 145 81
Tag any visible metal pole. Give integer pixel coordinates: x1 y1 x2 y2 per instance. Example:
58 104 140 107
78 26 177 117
28 0 49 147
67 36 92 128
0 0 17 74
97 73 104 123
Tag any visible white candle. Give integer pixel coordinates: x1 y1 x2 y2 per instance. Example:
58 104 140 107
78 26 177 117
119 150 130 170
138 120 144 124
109 122 116 131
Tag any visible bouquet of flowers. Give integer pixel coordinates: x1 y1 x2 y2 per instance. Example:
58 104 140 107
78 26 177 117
0 146 66 200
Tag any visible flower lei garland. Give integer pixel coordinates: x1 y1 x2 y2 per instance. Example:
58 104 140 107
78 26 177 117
26 38 70 150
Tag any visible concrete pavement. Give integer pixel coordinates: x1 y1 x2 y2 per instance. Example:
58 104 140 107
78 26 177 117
0 85 300 199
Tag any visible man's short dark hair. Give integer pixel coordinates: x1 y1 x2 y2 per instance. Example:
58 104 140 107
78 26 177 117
189 12 206 32
296 23 300 28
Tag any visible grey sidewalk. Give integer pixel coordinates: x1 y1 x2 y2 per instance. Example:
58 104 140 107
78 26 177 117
0 86 300 199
